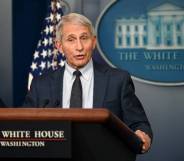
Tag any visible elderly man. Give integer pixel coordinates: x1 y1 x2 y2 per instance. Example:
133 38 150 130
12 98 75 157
24 13 152 153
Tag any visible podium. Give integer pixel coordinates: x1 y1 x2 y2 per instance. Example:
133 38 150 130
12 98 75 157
0 108 142 161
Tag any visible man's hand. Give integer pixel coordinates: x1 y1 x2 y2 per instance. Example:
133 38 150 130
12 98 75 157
135 130 151 153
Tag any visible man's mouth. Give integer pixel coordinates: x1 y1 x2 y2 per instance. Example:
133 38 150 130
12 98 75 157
75 54 85 60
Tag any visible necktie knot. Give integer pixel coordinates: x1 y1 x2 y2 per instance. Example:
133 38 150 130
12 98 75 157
73 70 82 77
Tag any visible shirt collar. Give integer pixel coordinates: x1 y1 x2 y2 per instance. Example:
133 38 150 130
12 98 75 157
64 59 93 81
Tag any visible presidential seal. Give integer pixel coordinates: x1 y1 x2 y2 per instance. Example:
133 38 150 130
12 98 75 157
96 0 184 86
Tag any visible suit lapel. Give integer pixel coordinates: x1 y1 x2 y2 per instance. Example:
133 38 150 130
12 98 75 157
50 67 65 107
93 62 108 108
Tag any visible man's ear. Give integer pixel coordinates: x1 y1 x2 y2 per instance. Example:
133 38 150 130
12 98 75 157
92 36 97 49
55 40 63 53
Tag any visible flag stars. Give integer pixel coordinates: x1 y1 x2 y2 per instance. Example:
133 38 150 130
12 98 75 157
41 50 47 59
44 26 49 35
56 13 61 21
34 51 39 59
47 61 51 69
49 38 53 45
51 60 58 69
38 40 41 47
39 61 46 70
56 2 61 9
48 49 52 57
43 38 49 46
49 13 54 21
52 49 58 57
29 0 64 83
31 62 37 71
49 25 54 33
45 16 50 23
59 60 65 67
51 1 55 11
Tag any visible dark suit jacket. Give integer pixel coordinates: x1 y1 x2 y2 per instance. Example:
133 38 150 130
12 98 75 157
0 98 6 107
24 61 153 138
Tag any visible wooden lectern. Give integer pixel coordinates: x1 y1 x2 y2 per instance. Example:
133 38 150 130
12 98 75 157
0 108 142 161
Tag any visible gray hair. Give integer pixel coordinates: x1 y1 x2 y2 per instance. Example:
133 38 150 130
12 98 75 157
56 13 95 41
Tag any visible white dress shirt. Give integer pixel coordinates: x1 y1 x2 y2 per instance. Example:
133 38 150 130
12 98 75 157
62 59 94 108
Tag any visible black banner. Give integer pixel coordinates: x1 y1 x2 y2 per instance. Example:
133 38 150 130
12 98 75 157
0 120 71 158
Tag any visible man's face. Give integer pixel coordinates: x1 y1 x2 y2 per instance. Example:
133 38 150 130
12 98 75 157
57 23 96 69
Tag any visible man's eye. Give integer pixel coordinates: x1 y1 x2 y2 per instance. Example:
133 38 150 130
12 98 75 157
81 36 88 40
67 38 74 42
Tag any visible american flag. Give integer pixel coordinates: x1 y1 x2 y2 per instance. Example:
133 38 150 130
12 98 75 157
28 0 65 90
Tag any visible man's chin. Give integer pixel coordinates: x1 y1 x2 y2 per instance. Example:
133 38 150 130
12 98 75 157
67 59 90 69
74 61 88 69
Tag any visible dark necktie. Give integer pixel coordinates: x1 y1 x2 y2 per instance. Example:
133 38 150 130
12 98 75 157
70 70 82 108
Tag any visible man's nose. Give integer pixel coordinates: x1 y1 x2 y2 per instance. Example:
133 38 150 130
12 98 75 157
76 39 83 51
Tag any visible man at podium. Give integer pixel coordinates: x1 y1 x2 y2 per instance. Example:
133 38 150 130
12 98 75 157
24 13 153 153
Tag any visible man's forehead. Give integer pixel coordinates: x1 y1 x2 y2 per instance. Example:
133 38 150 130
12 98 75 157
62 28 91 37
66 32 90 37
60 22 93 38
62 22 90 31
